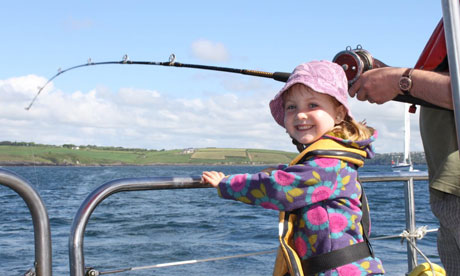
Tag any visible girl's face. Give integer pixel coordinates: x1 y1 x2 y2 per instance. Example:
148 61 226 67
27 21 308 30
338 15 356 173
283 84 346 145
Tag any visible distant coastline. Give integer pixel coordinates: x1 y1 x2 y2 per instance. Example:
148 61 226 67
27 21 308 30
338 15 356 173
0 141 426 166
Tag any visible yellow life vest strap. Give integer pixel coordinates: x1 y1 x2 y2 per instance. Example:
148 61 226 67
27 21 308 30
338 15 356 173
277 211 303 276
290 138 368 167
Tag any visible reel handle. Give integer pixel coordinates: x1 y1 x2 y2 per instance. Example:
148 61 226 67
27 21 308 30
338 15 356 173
332 46 388 87
333 46 442 110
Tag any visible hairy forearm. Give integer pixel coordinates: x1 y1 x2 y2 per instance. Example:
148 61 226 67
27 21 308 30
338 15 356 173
349 67 454 110
410 69 453 110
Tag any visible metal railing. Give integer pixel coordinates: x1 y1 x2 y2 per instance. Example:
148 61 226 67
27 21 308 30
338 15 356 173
0 168 52 276
442 0 460 151
67 170 429 276
68 176 207 276
360 170 429 272
0 167 437 275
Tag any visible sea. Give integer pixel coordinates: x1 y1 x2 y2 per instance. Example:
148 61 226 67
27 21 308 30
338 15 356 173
0 164 441 275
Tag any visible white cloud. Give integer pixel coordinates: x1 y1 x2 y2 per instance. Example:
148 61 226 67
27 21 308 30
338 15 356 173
0 75 422 154
191 39 230 62
117 88 161 107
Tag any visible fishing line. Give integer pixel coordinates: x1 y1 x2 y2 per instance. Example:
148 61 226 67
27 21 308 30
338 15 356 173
87 249 277 275
87 225 438 276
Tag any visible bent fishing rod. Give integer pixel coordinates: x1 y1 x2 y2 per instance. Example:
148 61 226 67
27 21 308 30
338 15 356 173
25 48 438 111
25 54 291 111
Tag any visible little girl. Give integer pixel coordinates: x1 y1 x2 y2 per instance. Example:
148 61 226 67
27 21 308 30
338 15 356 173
202 60 384 275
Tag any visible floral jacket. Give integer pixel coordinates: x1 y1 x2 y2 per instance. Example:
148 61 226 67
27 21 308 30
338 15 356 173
217 132 385 276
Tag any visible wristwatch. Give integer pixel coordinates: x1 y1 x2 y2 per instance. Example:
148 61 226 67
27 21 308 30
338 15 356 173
399 68 414 95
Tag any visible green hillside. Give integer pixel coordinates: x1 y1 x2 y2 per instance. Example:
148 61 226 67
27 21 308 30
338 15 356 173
0 141 426 166
0 142 298 166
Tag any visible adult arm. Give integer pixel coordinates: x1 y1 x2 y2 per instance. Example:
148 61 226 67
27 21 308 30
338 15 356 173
349 67 453 110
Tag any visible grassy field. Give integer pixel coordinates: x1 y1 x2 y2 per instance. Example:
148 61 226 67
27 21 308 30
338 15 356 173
0 142 425 166
0 145 298 166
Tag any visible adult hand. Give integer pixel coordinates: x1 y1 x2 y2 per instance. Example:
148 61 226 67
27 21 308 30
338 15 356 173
201 171 225 188
349 67 406 104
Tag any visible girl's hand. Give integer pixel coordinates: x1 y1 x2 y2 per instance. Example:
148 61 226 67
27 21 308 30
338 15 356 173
260 167 277 175
201 171 225 188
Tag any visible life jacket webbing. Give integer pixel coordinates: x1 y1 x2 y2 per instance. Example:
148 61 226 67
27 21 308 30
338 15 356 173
290 138 367 168
300 190 373 275
298 149 365 165
279 211 303 276
301 241 372 275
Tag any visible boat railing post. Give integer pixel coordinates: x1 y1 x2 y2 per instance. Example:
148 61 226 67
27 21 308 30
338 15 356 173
441 0 460 151
403 176 417 273
69 176 205 276
0 168 52 276
69 173 429 275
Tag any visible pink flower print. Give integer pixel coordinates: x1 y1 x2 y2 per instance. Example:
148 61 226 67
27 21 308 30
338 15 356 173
230 174 247 192
294 236 308 258
314 158 339 168
329 212 349 233
308 180 338 203
274 170 296 186
310 186 332 203
260 201 279 210
306 205 328 226
329 210 352 239
255 197 283 210
336 263 364 275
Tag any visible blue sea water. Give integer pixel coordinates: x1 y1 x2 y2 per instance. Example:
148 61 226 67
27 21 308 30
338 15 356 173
0 165 440 275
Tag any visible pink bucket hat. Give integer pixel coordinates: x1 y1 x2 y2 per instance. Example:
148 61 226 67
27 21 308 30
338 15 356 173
269 60 352 127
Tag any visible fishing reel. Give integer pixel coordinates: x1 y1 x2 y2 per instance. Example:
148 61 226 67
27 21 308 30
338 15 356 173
332 45 441 112
332 45 387 87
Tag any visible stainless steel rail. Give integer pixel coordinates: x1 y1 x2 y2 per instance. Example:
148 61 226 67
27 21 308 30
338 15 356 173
441 0 460 151
361 170 430 272
69 171 428 276
69 176 207 276
0 168 52 276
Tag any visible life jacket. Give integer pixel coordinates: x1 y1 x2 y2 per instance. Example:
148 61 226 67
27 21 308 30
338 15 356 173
273 138 373 276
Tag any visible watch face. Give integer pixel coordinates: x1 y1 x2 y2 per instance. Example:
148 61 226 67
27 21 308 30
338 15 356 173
399 77 412 91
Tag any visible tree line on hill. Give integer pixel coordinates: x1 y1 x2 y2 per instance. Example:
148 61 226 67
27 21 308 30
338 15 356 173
0 141 164 152
0 141 427 165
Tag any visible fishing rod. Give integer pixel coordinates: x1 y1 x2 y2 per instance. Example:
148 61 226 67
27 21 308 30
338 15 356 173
24 54 291 110
25 49 439 111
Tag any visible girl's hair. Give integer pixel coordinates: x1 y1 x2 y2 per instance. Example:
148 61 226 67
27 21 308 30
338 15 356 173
291 100 374 152
330 115 374 141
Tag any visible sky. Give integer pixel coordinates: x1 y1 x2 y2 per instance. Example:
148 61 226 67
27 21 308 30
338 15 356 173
0 1 446 154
